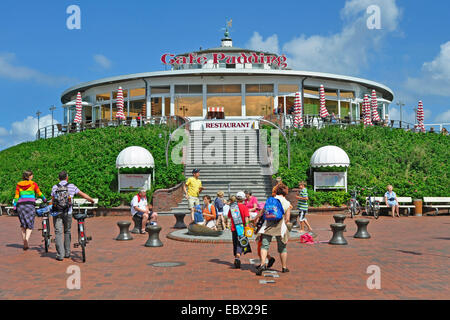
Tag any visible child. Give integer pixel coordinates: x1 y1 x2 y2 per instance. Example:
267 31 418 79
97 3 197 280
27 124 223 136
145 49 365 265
296 181 313 234
214 191 227 230
384 185 400 217
228 193 250 269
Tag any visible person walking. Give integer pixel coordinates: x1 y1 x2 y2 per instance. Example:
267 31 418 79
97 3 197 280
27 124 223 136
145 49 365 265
183 169 205 223
256 184 291 275
51 171 95 261
296 181 314 234
214 191 227 230
228 192 250 269
13 170 47 250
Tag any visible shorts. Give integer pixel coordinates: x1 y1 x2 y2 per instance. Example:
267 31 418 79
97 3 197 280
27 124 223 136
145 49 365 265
188 196 200 209
260 234 287 254
206 220 216 229
299 210 308 222
387 200 398 207
249 211 258 220
134 211 155 219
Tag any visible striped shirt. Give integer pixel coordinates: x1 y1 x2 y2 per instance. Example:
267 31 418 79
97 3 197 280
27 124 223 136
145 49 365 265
51 180 80 214
13 180 46 206
297 188 308 211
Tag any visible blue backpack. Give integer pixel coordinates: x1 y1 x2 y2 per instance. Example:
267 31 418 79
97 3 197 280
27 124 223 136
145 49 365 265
193 205 204 223
263 197 285 221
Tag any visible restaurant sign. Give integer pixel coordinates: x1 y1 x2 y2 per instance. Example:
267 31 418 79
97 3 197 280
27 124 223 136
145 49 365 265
161 52 288 69
203 120 258 130
118 174 151 191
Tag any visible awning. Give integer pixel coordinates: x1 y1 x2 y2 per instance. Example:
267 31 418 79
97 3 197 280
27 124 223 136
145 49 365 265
116 146 155 169
310 146 350 168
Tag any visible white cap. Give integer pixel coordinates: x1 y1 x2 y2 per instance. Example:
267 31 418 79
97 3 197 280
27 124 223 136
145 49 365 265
236 191 246 200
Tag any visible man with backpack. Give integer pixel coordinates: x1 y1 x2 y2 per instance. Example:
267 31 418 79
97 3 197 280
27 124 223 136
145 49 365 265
51 171 95 261
255 184 291 275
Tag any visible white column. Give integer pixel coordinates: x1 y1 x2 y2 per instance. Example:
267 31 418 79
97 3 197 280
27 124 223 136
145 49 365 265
202 83 207 118
146 81 151 119
170 84 175 116
273 83 279 114
161 97 165 117
110 92 113 121
337 89 341 118
382 103 386 120
241 83 246 117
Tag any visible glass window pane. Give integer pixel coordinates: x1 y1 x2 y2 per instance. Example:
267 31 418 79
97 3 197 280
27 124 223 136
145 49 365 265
207 96 242 116
340 101 350 118
279 84 299 93
207 85 223 93
189 85 203 94
130 88 145 97
246 96 273 116
304 98 319 115
325 89 337 97
260 84 274 93
112 89 128 100
175 85 189 94
224 85 241 93
340 91 355 99
129 99 146 118
96 92 110 102
246 84 260 93
151 86 170 94
326 100 338 115
304 87 318 96
175 96 203 117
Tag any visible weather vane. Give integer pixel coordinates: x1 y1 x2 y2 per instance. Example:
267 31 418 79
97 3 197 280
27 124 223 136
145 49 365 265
223 18 232 38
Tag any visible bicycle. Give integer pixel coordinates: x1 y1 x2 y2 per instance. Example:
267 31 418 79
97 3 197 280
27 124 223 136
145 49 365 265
36 203 54 253
73 205 92 263
364 187 381 219
346 187 362 219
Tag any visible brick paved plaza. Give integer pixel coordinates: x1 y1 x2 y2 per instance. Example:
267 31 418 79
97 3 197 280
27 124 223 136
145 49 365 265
0 213 448 300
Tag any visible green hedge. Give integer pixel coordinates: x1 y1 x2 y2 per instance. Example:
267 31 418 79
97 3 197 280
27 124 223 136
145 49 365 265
0 126 185 207
275 125 450 207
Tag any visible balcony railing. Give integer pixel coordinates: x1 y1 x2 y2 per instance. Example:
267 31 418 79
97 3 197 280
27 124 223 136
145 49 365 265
35 116 186 140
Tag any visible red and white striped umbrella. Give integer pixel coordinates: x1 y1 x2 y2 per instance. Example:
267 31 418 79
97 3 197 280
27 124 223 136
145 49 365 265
319 85 329 118
293 92 303 128
417 101 425 132
363 94 373 126
115 87 126 120
73 92 83 123
371 90 381 122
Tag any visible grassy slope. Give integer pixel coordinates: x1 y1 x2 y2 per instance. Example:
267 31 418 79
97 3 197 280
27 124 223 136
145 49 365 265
0 126 184 207
276 125 449 205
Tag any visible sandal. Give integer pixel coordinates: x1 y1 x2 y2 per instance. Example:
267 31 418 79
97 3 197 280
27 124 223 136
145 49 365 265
140 230 147 234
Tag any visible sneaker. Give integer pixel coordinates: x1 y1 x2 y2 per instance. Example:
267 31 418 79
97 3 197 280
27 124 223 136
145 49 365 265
282 267 290 273
64 254 70 258
267 257 276 269
56 256 64 261
234 258 241 269
150 222 157 226
255 264 266 276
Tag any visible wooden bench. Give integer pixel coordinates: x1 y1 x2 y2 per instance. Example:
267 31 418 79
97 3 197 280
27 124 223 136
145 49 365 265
72 198 99 216
367 197 415 215
423 197 450 216
4 198 98 216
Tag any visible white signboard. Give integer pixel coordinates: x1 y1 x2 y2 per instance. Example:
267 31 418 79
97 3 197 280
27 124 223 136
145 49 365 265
119 174 151 191
314 172 347 191
203 120 258 130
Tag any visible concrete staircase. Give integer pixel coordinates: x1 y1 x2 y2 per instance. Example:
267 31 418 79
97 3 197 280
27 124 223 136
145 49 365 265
164 129 273 214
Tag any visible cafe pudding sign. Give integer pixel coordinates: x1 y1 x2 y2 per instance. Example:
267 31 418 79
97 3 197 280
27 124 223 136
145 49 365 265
161 52 288 69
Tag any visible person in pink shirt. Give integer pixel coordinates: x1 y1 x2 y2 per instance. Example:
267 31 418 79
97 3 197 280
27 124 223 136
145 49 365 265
244 190 259 220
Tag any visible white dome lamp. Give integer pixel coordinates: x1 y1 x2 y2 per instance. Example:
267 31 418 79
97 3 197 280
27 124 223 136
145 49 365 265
116 146 155 192
310 146 350 192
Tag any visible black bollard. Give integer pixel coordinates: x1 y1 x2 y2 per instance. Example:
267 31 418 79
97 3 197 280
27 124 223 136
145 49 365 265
145 225 163 247
290 211 300 228
173 213 187 229
131 215 143 234
333 214 347 231
329 223 347 245
116 221 133 241
354 219 371 239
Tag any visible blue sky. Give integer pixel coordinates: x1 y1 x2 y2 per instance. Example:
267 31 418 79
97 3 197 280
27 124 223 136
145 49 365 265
0 0 449 149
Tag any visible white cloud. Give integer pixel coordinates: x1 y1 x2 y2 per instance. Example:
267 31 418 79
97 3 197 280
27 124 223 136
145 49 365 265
0 114 59 150
93 54 112 69
435 109 450 122
405 41 450 97
0 52 74 86
247 0 401 75
247 32 279 55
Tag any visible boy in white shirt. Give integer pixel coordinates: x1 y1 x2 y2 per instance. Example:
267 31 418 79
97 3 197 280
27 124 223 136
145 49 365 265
131 189 158 233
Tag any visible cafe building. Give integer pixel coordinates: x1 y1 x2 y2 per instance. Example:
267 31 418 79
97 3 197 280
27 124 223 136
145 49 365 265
60 31 394 125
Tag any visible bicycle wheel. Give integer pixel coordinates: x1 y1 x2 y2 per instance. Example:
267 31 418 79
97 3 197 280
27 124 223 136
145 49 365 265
373 201 380 219
346 200 354 218
355 201 362 216
81 241 86 263
365 199 372 217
